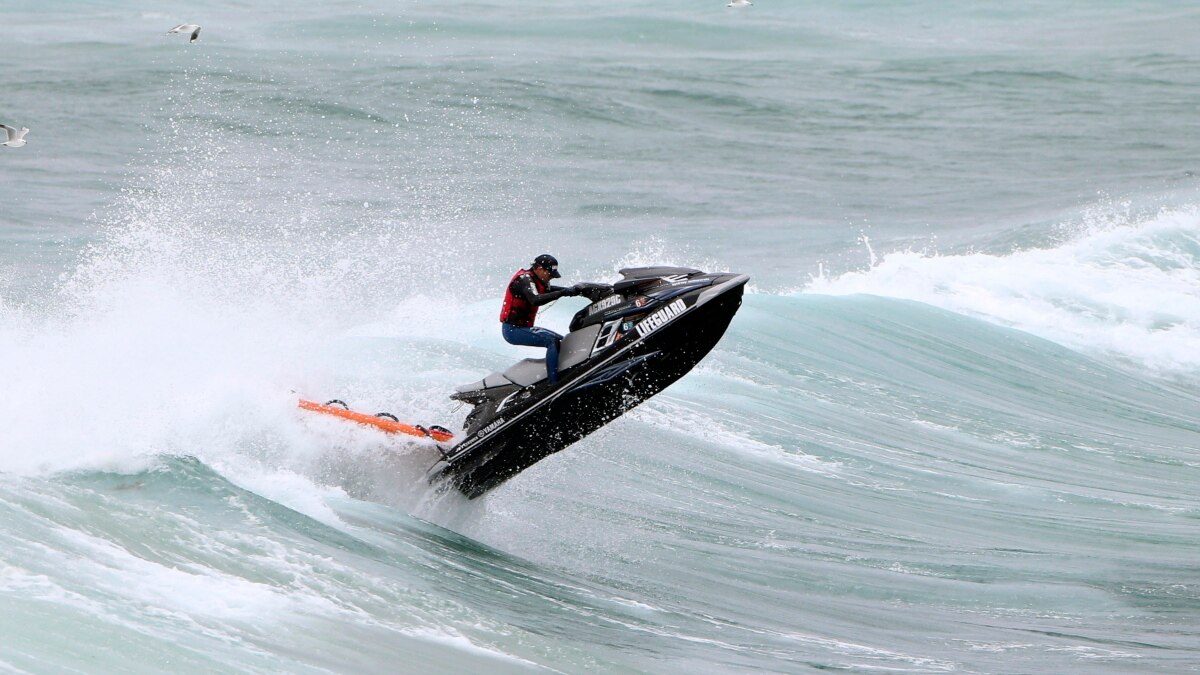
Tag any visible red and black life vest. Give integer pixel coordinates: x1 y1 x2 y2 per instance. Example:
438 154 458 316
499 268 547 327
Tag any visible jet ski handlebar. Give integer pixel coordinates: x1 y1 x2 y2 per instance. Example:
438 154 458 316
572 282 614 302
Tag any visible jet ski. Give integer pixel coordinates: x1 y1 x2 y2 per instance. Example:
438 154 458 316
428 266 749 498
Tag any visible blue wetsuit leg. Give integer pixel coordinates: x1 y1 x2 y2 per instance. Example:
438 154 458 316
502 324 564 384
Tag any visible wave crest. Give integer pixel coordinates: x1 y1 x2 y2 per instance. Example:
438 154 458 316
806 205 1200 375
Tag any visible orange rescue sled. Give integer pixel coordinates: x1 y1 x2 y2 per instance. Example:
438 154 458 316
299 399 455 443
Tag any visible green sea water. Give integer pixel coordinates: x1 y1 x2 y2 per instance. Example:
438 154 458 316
2 1 1199 672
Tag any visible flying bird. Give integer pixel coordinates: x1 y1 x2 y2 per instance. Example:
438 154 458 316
727 0 752 6
167 24 202 43
1 124 29 148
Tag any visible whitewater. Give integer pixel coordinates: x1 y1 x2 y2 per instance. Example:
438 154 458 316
2 1 1199 672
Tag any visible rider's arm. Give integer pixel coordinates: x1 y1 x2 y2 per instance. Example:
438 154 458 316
513 274 574 306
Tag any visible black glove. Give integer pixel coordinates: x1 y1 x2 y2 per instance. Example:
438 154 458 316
568 283 584 296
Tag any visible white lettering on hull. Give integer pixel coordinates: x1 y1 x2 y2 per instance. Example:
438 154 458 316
477 418 505 438
635 298 687 339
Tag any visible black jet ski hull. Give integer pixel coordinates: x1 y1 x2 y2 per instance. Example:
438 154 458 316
429 277 745 498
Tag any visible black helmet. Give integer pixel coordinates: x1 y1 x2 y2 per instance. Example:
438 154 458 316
532 254 561 278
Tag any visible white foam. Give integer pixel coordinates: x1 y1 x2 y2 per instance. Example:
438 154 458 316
220 467 350 529
400 626 542 668
806 205 1200 374
52 522 296 622
0 273 322 476
628 398 841 475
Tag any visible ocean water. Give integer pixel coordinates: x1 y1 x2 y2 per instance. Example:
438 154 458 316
2 0 1200 672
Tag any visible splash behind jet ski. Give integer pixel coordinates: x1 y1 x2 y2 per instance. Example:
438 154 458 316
428 266 749 498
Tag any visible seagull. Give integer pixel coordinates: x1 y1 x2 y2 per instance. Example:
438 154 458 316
727 0 752 6
167 24 202 43
1 124 29 148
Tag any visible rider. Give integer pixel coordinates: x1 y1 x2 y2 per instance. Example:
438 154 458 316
500 254 585 385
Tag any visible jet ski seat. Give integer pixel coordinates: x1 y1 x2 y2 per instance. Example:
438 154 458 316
453 359 547 395
503 358 548 387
